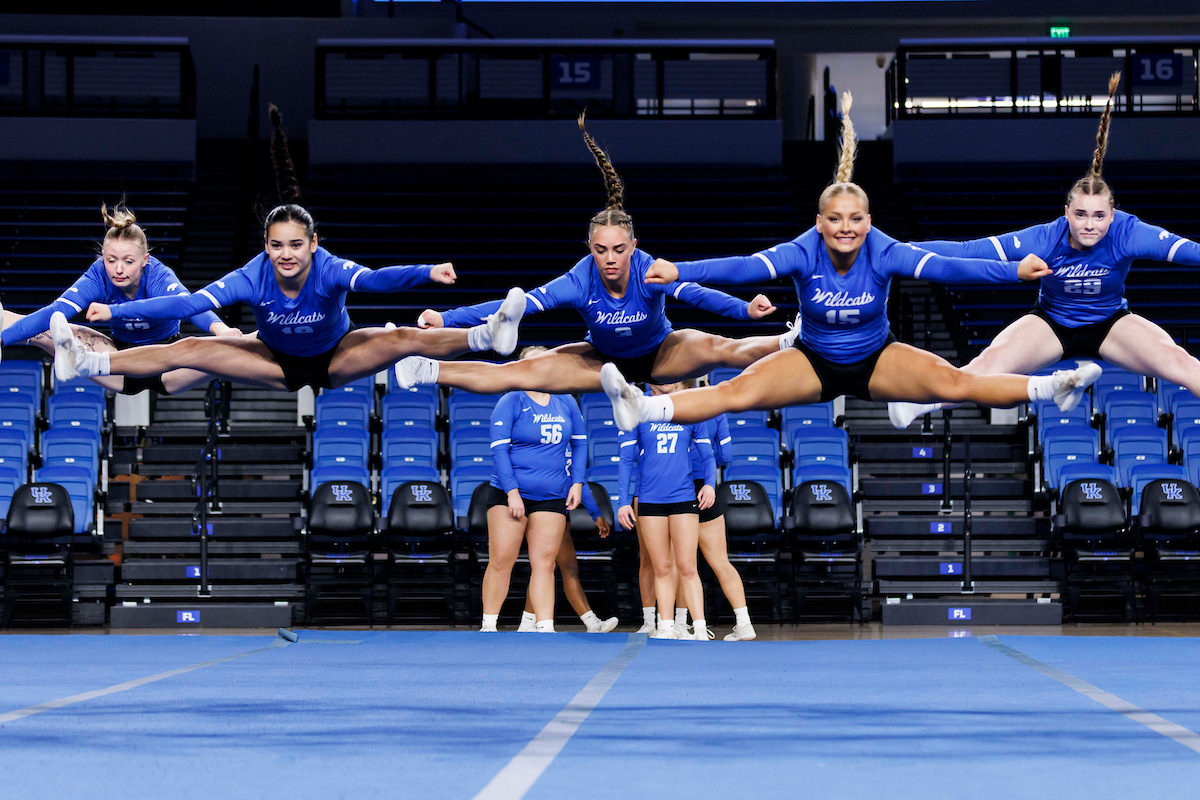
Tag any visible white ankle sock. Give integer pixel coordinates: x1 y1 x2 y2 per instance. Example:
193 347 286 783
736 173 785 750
87 351 111 377
674 608 688 628
580 610 599 629
1027 374 1055 402
642 606 656 627
693 619 707 639
481 613 499 631
641 394 673 423
733 606 751 627
467 323 489 352
521 610 536 624
534 619 555 632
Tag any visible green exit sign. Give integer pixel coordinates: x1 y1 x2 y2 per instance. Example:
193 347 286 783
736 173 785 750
1049 25 1071 38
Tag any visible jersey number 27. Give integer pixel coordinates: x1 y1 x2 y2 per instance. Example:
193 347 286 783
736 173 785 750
656 432 678 453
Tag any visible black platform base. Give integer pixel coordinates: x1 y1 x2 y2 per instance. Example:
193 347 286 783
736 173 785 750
110 603 292 629
882 597 1062 625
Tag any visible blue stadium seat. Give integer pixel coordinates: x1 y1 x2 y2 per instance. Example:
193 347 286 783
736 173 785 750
1056 462 1119 500
312 426 371 468
323 375 375 395
386 367 439 398
727 428 781 469
47 393 104 428
0 428 30 477
314 393 371 429
1102 391 1158 437
1033 400 1091 444
1130 464 1190 514
1169 399 1200 448
0 367 41 401
1183 440 1200 487
792 464 853 498
579 393 614 430
726 410 770 430
447 392 500 431
310 465 371 497
0 464 20 520
781 403 835 448
33 466 93 533
1042 427 1101 492
381 428 439 469
792 427 849 470
1111 425 1169 488
53 375 106 398
708 368 741 385
724 464 783 521
1093 367 1142 406
449 464 492 520
383 464 440 504
586 463 637 510
1159 382 1191 414
1175 415 1200 451
449 427 492 468
381 391 438 429
40 427 101 483
587 426 621 466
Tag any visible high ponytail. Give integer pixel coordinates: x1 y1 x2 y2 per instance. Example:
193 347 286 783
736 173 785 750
263 103 316 240
100 198 148 253
817 91 870 213
1068 72 1121 207
580 109 634 241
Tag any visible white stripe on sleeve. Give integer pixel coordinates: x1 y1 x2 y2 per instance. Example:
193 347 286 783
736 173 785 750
59 298 83 314
348 266 370 291
719 437 732 445
1167 239 1189 263
694 438 711 444
197 289 221 308
913 253 934 279
528 293 546 312
672 282 692 299
490 438 512 448
753 252 777 279
619 440 637 448
571 435 587 440
988 236 1008 261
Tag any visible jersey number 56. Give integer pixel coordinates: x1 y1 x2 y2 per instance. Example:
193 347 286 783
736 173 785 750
540 424 563 444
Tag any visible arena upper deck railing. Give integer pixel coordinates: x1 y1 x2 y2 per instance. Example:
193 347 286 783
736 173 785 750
315 38 775 120
886 37 1200 125
0 36 196 119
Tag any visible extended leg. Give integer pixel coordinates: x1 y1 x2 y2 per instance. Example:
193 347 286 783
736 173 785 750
650 329 783 382
1099 314 1200 395
435 343 607 394
328 326 473 387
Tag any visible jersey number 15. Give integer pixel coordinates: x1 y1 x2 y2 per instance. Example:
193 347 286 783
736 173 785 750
825 309 860 325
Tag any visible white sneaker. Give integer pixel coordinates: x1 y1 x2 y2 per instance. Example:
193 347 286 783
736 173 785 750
587 616 619 633
888 401 940 430
694 626 715 641
723 623 757 641
50 311 82 381
636 620 655 634
1052 362 1102 412
479 624 498 633
778 313 803 351
517 614 536 633
601 362 644 432
650 623 680 640
394 355 439 390
471 287 526 356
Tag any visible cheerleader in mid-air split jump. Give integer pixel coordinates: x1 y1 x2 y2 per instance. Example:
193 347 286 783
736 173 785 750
600 93 1101 432
888 72 1200 429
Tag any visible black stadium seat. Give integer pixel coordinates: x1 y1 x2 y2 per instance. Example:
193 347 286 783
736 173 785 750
304 480 374 623
787 479 863 622
717 479 781 622
385 480 456 624
1136 479 1200 620
3 482 76 625
1054 476 1135 620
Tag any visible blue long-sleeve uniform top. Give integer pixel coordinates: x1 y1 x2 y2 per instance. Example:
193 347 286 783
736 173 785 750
690 415 731 480
489 391 586 502
618 420 715 509
580 481 602 519
439 248 752 358
1 256 221 347
918 209 1200 328
674 226 1022 363
104 247 435 357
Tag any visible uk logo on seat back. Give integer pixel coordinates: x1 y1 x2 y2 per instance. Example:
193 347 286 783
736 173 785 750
730 484 751 502
331 484 354 503
1081 483 1104 501
411 484 434 503
1162 483 1184 501
810 484 833 502
31 486 53 504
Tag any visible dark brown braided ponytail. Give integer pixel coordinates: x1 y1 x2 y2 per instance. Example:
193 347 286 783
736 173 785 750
263 103 315 240
1068 72 1121 207
579 109 634 240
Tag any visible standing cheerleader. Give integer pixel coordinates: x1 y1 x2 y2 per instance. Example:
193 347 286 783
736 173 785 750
618 381 716 640
481 347 589 632
395 112 786 394
601 93 1101 433
1 201 240 395
51 106 519 392
889 73 1200 428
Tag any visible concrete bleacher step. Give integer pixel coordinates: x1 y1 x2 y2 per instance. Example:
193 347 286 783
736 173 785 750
120 558 301 583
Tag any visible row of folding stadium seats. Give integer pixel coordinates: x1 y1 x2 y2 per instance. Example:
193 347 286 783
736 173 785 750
0 361 103 533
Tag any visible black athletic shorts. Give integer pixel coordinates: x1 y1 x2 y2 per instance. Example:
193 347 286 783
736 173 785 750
638 499 700 517
793 333 897 402
597 343 662 384
694 478 723 523
484 484 568 516
114 334 180 395
266 331 352 393
1030 305 1130 361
